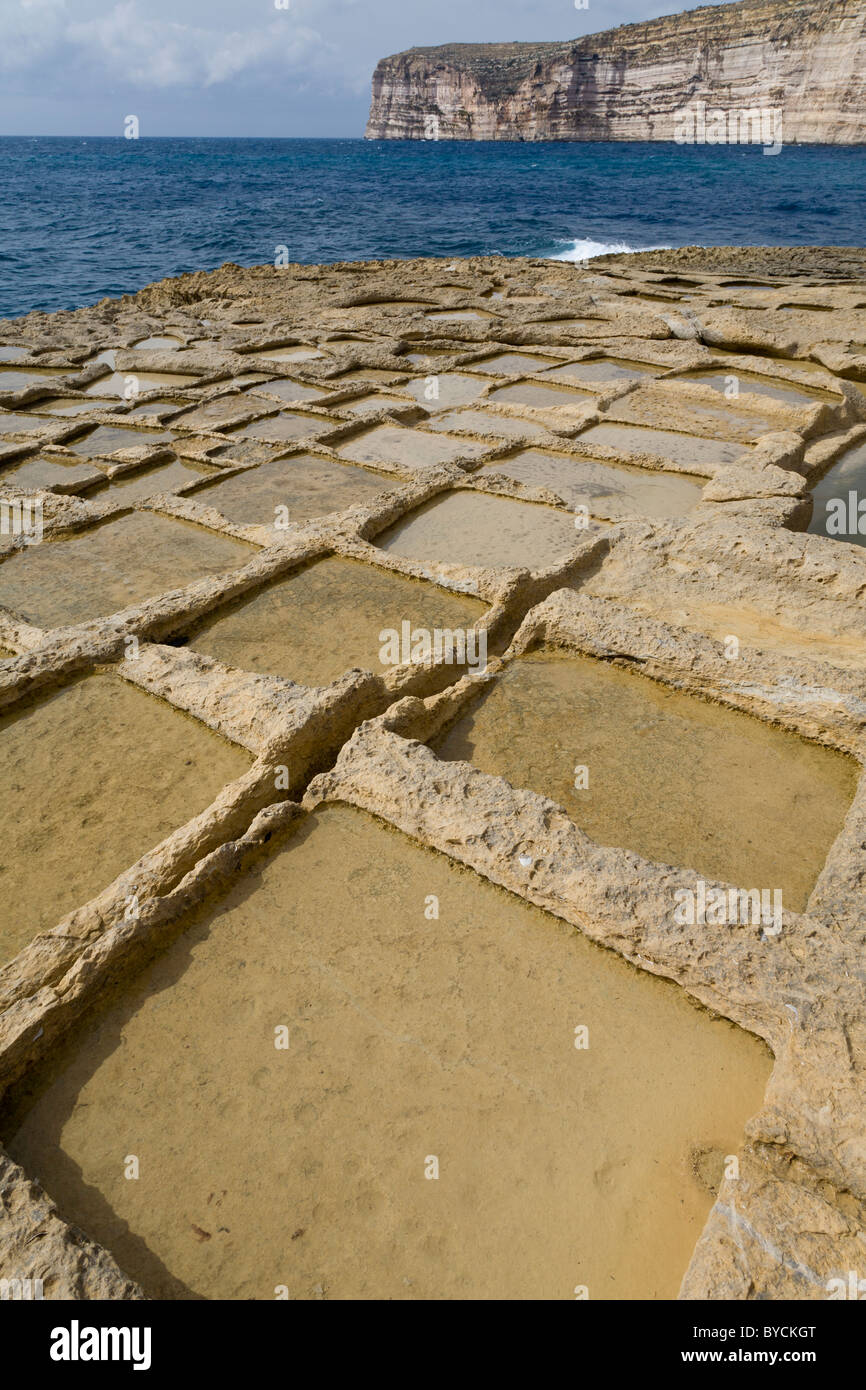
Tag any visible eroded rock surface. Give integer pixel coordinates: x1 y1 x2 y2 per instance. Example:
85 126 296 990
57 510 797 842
0 247 865 1300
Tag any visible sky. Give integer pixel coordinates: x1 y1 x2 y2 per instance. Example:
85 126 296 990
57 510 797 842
0 0 715 137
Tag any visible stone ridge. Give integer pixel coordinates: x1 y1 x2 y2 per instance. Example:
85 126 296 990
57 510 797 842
365 0 866 141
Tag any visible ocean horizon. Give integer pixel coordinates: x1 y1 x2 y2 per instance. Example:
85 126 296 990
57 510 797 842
1 135 864 319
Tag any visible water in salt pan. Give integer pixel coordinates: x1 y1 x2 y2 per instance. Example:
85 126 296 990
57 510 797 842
189 555 484 686
337 423 486 471
0 512 254 629
171 399 253 431
0 673 249 960
401 373 489 411
487 380 593 408
31 398 117 417
578 422 744 470
485 448 704 519
2 803 771 1300
376 490 583 572
542 360 653 386
229 411 327 443
86 371 199 397
331 369 407 385
808 439 866 548
607 388 776 441
105 458 216 501
338 394 412 418
127 400 184 418
674 369 841 406
67 425 173 457
0 412 56 435
195 454 388 528
433 649 857 912
247 379 331 405
246 346 324 365
0 367 71 391
425 409 548 440
3 456 104 492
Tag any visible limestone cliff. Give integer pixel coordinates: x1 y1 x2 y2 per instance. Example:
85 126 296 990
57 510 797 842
365 0 866 143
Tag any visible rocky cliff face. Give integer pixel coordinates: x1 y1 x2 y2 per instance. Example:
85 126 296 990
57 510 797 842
365 0 866 143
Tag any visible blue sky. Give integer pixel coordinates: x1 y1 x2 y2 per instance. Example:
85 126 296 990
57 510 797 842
0 0 715 137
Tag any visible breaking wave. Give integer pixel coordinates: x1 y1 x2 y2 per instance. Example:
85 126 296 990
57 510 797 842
550 237 675 262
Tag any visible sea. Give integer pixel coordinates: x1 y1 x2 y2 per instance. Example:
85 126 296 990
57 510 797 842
0 136 864 320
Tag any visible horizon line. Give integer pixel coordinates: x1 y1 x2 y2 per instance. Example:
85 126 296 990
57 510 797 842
0 133 366 140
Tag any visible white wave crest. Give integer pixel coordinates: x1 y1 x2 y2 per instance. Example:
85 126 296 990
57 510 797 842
551 237 674 262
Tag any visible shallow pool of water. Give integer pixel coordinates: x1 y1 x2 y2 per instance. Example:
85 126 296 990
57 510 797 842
486 449 704 519
0 673 249 960
337 394 411 418
425 409 548 440
196 455 388 528
433 650 857 911
246 346 324 365
808 439 866 548
229 411 327 444
189 555 485 686
132 336 184 351
247 379 330 406
487 380 592 409
376 490 583 572
672 370 839 407
67 425 174 458
544 359 654 386
578 422 746 470
2 802 772 1299
33 398 116 417
2 455 103 491
106 459 215 501
401 373 489 411
337 423 486 471
0 512 254 629
86 371 199 397
0 367 71 391
0 412 56 436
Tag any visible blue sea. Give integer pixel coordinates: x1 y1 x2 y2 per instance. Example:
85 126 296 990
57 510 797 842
0 136 863 321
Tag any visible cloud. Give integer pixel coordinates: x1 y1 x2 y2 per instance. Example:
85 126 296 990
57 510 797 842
69 2 330 88
0 0 339 89
0 0 69 71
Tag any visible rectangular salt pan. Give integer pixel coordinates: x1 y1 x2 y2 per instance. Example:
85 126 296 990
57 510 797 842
4 803 771 1299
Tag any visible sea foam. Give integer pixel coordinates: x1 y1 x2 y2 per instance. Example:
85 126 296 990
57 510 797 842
551 237 674 261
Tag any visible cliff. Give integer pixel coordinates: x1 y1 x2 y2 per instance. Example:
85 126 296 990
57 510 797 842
365 0 866 142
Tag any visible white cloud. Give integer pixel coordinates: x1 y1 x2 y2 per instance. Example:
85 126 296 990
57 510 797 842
65 2 330 88
0 0 69 71
0 0 338 88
